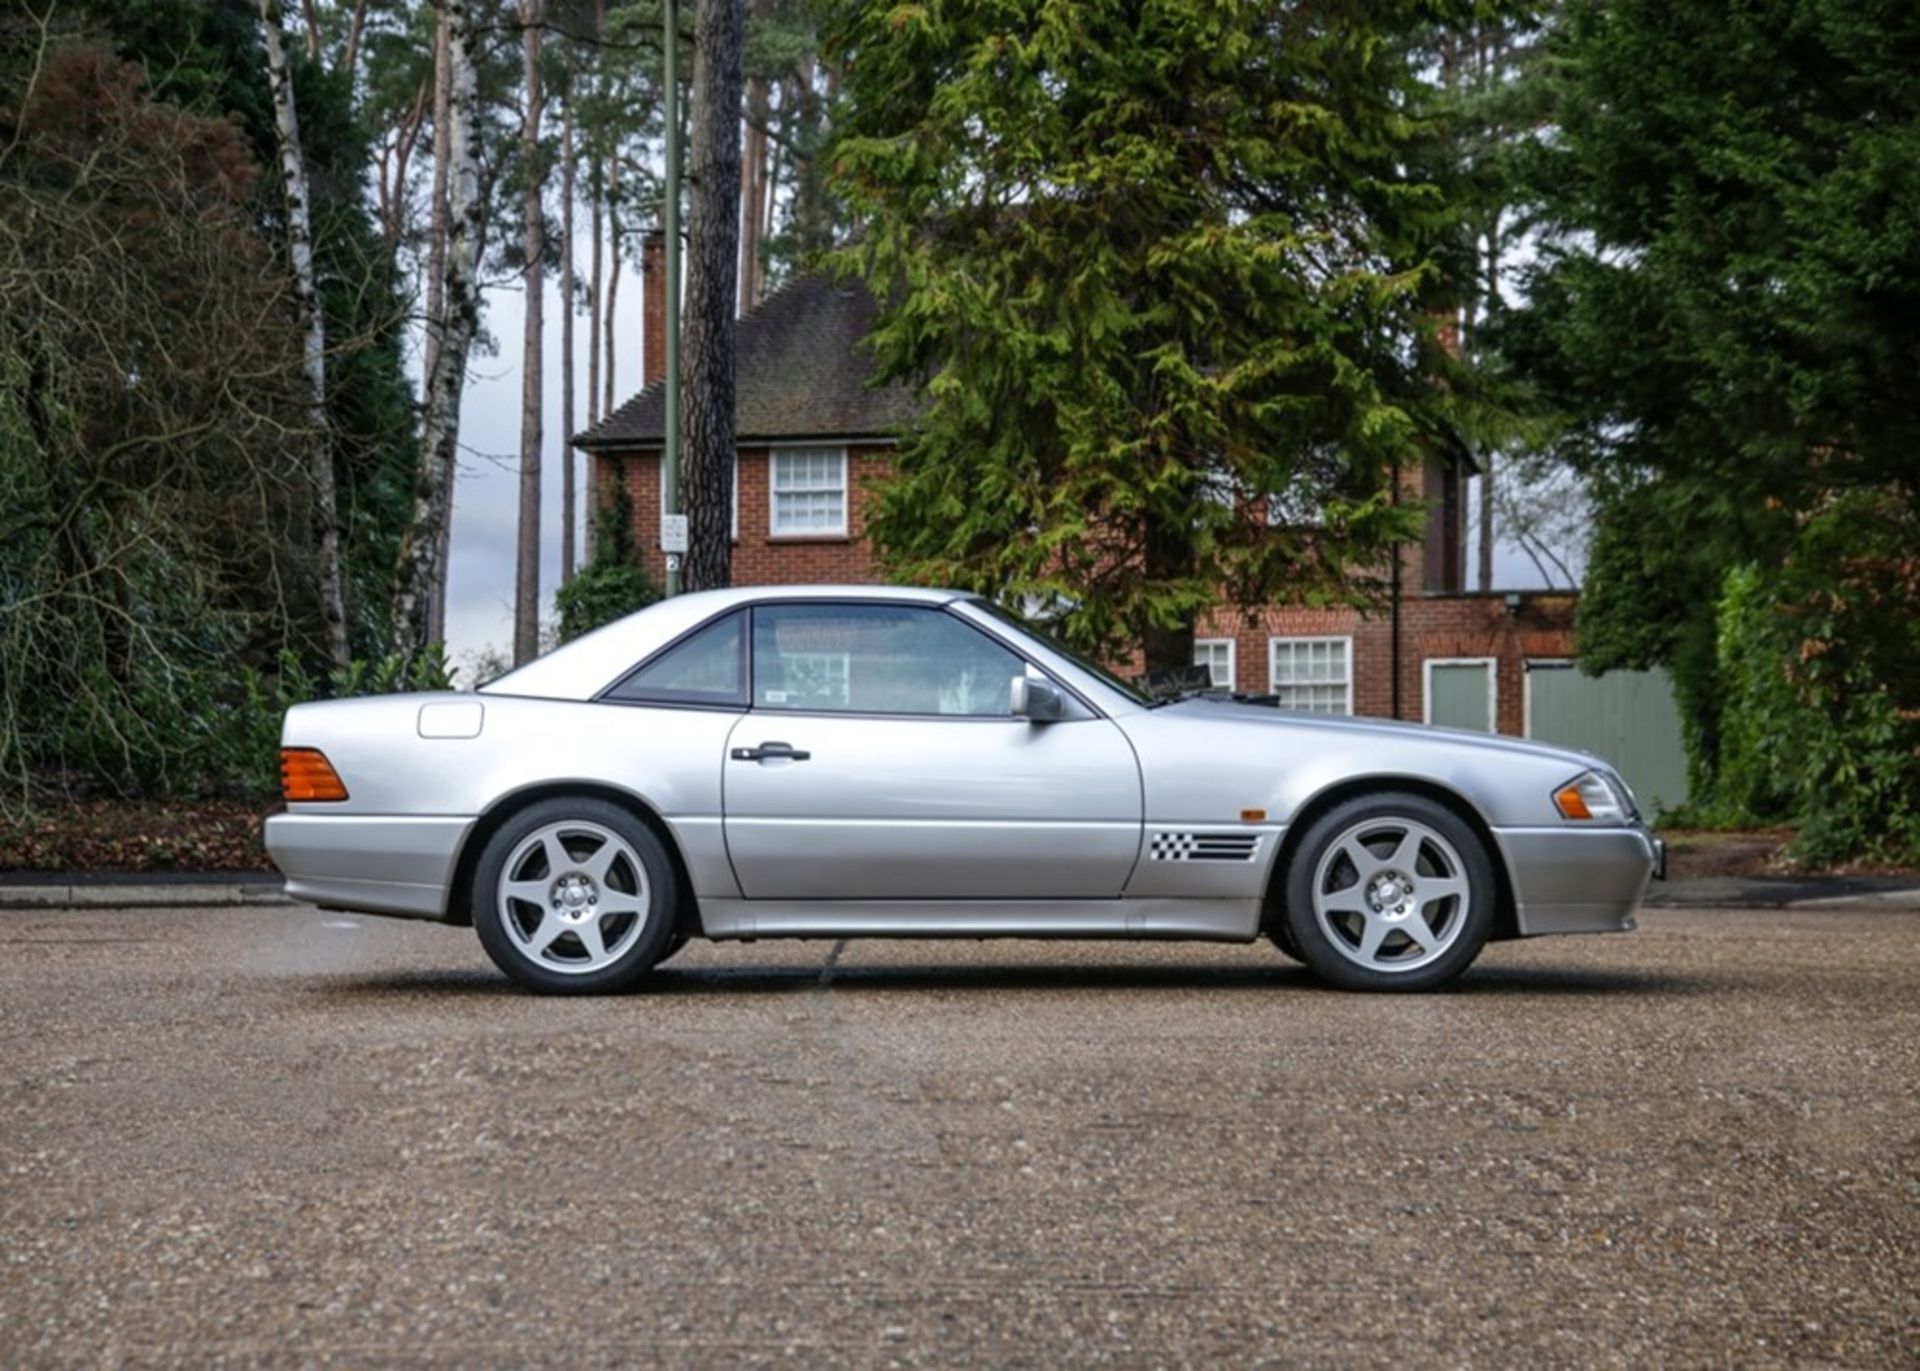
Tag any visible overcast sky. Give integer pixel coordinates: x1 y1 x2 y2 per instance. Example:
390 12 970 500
434 245 647 678
438 245 1577 677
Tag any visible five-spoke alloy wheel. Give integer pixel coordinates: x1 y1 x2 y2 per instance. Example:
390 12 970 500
1280 792 1495 991
473 797 678 993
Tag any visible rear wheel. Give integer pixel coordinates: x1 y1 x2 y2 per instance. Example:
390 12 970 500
472 797 678 994
1282 792 1495 992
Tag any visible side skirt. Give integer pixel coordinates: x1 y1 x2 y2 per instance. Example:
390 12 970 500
697 897 1262 943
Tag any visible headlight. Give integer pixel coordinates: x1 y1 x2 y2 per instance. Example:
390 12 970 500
1609 769 1642 819
1553 770 1627 823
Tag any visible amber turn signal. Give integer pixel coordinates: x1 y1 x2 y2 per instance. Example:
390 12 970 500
1552 782 1593 820
281 748 348 802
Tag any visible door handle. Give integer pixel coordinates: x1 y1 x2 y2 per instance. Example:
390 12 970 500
730 741 811 762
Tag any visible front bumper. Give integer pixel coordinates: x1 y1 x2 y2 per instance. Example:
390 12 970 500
264 812 473 920
1492 823 1661 936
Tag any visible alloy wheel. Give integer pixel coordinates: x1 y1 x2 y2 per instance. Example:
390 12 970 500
1310 816 1472 973
496 820 651 974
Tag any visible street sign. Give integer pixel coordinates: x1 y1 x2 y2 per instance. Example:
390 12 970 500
659 514 688 554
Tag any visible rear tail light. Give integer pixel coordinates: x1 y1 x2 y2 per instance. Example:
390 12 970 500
281 748 349 802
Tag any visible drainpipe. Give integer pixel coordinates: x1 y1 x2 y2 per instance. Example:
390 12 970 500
1390 460 1403 719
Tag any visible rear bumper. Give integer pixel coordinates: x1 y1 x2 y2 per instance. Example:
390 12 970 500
264 813 472 920
1492 824 1660 936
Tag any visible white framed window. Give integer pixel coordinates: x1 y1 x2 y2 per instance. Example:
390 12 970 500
1266 470 1328 527
1193 638 1236 691
770 447 848 536
775 651 851 708
1269 636 1352 714
1424 657 1497 733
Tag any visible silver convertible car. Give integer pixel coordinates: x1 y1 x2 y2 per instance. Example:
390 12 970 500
266 585 1662 993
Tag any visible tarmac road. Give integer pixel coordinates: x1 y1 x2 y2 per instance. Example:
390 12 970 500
2 905 1915 1366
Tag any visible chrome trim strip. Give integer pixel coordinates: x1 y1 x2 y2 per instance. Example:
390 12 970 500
698 897 1262 942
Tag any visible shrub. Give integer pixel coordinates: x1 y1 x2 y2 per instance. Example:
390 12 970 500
555 482 660 642
1705 491 1920 865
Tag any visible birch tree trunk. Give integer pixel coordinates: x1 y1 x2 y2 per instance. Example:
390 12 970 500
513 0 546 666
259 0 351 670
391 0 483 666
680 0 744 592
423 4 451 383
559 81 577 587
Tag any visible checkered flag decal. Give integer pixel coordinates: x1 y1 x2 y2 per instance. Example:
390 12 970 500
1151 832 1200 861
1149 831 1260 862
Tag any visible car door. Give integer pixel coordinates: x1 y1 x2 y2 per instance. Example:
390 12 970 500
723 601 1143 900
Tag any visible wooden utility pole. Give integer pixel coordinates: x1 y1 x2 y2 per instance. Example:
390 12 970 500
662 0 681 596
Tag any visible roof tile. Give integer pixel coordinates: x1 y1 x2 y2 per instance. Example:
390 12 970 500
574 274 919 449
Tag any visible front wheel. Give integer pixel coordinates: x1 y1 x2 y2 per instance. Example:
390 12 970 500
1282 793 1496 992
472 797 679 994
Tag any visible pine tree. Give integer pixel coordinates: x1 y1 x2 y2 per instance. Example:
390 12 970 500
827 0 1459 671
680 0 746 591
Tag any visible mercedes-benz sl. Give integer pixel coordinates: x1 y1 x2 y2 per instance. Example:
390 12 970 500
265 586 1662 993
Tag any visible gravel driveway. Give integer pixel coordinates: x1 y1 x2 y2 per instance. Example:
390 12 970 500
3 905 1914 1365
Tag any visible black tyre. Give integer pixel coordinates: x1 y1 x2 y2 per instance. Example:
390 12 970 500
1266 915 1305 963
472 797 679 994
1282 792 1496 992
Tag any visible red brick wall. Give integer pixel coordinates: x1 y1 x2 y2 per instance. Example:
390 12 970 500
587 446 1575 737
640 233 666 389
1195 593 1575 733
593 444 888 588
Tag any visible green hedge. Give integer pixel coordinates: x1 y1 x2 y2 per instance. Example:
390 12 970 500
1707 491 1920 865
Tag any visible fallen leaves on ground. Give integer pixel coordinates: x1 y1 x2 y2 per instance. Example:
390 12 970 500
0 800 275 873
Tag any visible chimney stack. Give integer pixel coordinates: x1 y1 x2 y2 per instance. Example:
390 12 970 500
642 229 667 389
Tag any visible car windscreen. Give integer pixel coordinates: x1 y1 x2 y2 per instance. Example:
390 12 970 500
965 600 1151 708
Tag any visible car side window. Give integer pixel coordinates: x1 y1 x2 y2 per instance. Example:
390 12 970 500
752 604 1026 717
605 611 746 706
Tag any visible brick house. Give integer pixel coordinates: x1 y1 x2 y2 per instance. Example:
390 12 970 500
575 233 1577 739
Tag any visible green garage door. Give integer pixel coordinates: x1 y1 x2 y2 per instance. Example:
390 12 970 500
1428 660 1494 732
1525 663 1689 817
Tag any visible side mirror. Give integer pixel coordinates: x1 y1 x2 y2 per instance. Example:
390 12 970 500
1009 674 1065 722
